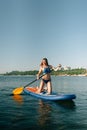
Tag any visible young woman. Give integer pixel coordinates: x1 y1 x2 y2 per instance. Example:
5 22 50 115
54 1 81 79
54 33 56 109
36 58 58 95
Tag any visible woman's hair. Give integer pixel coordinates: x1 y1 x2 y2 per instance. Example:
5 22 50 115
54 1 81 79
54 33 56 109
40 58 49 66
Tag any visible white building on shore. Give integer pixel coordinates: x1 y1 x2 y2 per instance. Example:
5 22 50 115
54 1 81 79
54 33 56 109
63 66 71 70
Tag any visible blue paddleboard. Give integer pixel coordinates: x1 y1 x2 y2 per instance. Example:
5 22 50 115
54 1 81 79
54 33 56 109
24 87 76 101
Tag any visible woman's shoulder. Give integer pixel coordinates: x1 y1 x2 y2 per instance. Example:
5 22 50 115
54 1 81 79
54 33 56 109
40 66 44 70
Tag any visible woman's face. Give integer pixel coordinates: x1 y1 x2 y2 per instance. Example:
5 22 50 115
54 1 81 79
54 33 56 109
42 59 46 65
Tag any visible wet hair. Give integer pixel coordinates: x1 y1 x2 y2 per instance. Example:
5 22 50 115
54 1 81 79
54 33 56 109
40 58 49 66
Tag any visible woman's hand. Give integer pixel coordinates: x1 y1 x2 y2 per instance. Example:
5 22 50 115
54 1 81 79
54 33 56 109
36 74 39 80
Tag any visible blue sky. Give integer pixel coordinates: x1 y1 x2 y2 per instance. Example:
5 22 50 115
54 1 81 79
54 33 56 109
0 0 87 73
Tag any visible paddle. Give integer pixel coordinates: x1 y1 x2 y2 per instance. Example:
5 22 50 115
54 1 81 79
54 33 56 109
12 73 46 95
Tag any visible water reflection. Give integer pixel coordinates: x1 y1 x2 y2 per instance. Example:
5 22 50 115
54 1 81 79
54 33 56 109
37 99 76 129
12 94 23 104
55 100 76 109
38 100 52 127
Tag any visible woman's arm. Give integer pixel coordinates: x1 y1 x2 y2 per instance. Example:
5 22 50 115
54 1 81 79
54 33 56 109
49 65 58 71
37 67 42 79
52 66 59 71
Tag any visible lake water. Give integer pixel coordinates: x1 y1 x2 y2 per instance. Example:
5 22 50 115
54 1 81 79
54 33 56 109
0 75 87 130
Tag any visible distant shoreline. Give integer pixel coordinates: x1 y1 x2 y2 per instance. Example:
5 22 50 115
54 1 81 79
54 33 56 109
0 74 87 77
1 68 87 77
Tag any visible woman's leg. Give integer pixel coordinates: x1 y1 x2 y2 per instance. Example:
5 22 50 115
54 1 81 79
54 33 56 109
37 80 45 93
47 81 52 94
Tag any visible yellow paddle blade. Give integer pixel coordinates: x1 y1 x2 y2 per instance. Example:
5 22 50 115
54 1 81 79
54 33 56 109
12 86 24 95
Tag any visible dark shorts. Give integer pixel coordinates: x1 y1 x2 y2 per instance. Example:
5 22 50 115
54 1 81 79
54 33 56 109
42 78 51 84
